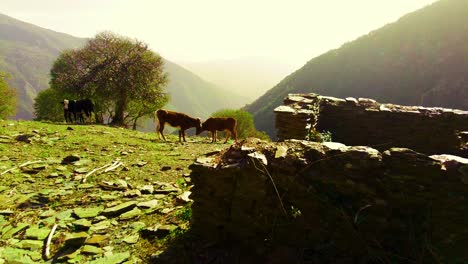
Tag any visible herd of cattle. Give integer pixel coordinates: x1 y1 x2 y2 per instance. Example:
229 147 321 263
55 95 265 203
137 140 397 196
61 99 237 143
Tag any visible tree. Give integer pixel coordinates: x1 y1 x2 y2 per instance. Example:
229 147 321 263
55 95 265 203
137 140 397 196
0 72 16 119
34 88 64 121
50 32 168 125
211 109 270 140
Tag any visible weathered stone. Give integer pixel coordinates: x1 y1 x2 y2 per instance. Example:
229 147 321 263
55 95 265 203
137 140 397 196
56 209 74 221
62 155 80 164
123 189 141 198
2 223 28 239
137 200 159 209
74 206 104 219
102 201 137 217
177 191 192 204
73 159 92 166
247 152 268 166
17 239 43 250
82 245 104 255
0 247 35 263
160 208 175 214
119 207 141 220
72 219 92 230
140 185 154 194
90 220 111 233
85 235 109 246
64 232 89 247
129 222 146 232
74 167 90 174
274 146 288 158
123 234 139 244
153 188 180 194
142 224 178 238
25 226 50 240
88 252 130 264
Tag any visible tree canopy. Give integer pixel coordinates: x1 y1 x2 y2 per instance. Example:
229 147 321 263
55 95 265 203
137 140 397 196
0 72 16 119
211 109 270 140
48 32 168 126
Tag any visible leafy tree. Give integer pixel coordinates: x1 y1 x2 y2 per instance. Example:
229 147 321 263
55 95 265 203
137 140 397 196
33 88 64 121
50 32 168 125
211 109 270 140
0 72 16 119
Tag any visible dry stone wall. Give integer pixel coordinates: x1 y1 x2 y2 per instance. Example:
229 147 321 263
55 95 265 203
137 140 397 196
189 139 468 263
274 93 468 157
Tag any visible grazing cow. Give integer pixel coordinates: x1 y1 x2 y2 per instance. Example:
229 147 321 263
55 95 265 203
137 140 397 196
200 117 238 143
62 99 94 123
156 109 202 142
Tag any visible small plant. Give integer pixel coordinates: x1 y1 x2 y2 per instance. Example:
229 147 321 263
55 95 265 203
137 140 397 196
176 206 192 222
307 130 332 142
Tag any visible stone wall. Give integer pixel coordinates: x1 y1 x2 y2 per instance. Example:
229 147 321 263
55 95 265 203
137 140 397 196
189 139 468 263
274 93 468 157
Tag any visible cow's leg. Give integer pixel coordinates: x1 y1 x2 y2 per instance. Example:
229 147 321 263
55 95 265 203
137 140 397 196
181 130 187 142
210 130 215 143
178 130 182 142
232 129 238 143
158 122 167 141
224 130 231 144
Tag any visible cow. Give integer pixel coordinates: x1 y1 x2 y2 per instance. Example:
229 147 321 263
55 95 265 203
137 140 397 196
62 99 94 123
155 109 202 142
200 117 238 143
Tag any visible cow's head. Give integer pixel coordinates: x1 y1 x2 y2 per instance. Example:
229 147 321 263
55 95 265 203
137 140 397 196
62 99 69 110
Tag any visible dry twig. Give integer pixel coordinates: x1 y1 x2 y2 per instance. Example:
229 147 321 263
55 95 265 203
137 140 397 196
44 224 58 260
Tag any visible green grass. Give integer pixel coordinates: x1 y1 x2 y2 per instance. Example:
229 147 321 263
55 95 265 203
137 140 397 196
0 120 228 262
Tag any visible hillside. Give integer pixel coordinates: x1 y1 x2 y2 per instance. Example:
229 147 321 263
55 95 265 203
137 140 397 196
246 0 468 138
182 57 294 100
0 120 225 262
0 13 248 121
0 13 86 119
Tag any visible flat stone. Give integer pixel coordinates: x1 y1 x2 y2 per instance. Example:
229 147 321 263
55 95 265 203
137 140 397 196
0 247 35 263
154 188 180 194
90 220 111 233
74 167 90 174
25 226 50 240
123 234 139 244
56 209 74 221
177 191 192 203
142 224 178 238
102 201 137 217
73 219 92 230
140 185 154 194
123 189 141 198
129 222 146 232
74 207 104 219
119 207 141 220
62 155 80 164
247 152 268 166
137 200 159 209
88 252 130 264
2 223 29 239
17 239 43 250
275 146 288 158
64 232 89 247
85 235 109 246
82 245 104 255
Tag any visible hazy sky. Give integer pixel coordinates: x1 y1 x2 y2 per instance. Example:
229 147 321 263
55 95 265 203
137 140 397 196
1 0 438 68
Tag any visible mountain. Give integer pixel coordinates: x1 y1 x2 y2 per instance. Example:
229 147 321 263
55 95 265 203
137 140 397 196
182 57 294 100
0 13 248 121
246 0 468 138
0 13 86 119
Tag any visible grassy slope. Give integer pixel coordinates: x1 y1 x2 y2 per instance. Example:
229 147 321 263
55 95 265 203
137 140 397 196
246 0 468 138
0 120 228 262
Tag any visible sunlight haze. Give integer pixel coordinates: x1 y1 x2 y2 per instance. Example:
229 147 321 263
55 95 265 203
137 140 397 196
1 0 438 68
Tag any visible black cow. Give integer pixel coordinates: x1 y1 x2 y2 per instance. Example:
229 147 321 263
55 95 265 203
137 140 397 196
62 99 94 123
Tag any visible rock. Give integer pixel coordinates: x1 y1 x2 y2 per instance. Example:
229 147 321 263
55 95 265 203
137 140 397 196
74 207 104 219
123 189 141 198
142 224 178 238
81 245 104 255
62 155 80 164
247 152 268 166
2 223 29 239
90 220 111 233
15 134 34 143
160 166 171 171
73 159 93 166
73 219 92 230
134 161 147 167
129 222 146 232
275 146 288 158
160 208 175 214
88 252 130 264
17 240 43 250
47 172 59 178
56 209 74 221
140 185 154 194
64 232 89 247
176 191 193 204
25 226 50 240
85 235 109 246
56 165 68 171
99 181 127 191
123 234 139 244
195 157 214 165
102 201 137 217
154 188 180 194
74 167 90 174
137 200 159 209
0 247 35 263
119 208 141 220
67 127 74 130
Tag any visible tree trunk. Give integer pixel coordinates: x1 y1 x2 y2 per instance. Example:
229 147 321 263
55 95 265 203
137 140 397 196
111 91 127 126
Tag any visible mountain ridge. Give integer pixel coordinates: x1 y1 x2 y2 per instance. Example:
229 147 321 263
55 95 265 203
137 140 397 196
246 0 468 138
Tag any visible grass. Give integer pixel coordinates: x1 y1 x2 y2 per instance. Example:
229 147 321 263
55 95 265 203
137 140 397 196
0 120 229 262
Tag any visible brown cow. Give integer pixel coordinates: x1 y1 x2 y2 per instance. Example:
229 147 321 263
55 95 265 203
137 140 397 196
156 109 202 142
200 117 238 143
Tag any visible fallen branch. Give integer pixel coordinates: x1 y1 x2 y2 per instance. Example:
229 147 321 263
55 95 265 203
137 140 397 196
104 160 123 172
81 163 113 183
1 167 15 176
19 160 44 168
44 224 58 260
